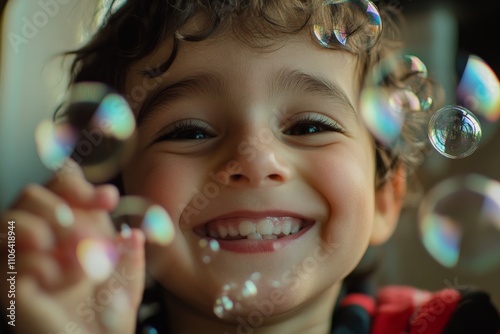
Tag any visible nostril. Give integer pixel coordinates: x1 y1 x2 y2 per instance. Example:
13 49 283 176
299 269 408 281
268 174 283 182
231 174 244 181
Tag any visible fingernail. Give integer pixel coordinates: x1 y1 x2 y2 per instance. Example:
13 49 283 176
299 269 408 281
120 223 132 239
55 203 74 227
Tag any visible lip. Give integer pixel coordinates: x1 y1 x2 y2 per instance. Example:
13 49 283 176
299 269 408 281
193 210 315 253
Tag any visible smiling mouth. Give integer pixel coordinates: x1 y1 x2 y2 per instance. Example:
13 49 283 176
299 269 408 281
195 217 312 240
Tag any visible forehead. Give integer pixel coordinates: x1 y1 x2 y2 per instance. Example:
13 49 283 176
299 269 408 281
126 30 361 100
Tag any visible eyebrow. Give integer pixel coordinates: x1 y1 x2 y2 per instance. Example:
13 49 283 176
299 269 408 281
135 68 355 127
269 68 356 113
136 72 228 126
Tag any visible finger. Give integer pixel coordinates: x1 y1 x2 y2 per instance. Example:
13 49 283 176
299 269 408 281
16 252 63 289
47 160 119 211
13 184 75 232
1 210 55 252
15 277 91 334
115 228 146 309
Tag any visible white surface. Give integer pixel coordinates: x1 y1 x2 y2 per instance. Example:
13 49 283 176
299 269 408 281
0 0 97 210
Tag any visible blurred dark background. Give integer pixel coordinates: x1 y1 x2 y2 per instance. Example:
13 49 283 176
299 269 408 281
375 0 500 307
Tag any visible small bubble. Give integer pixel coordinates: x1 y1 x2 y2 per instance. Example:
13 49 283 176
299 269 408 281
313 0 382 51
111 196 175 246
76 238 118 282
428 105 482 159
199 239 220 264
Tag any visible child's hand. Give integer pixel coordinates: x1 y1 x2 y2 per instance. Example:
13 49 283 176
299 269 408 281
0 163 145 334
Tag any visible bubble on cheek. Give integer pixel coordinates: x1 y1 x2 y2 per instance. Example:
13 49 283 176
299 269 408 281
76 238 118 282
428 105 482 159
198 239 220 264
111 196 175 246
419 175 500 274
213 273 262 319
312 0 382 51
35 82 137 183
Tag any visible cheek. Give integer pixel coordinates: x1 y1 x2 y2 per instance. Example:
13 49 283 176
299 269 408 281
308 145 376 265
122 154 205 220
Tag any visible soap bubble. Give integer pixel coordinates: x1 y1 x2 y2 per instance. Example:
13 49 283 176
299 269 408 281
457 55 500 122
428 105 482 159
198 239 220 264
35 82 136 183
76 238 118 282
213 273 262 319
418 175 500 273
111 196 175 246
313 0 382 51
360 54 433 152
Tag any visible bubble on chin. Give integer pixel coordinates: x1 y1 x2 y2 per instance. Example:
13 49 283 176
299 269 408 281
312 0 382 51
418 175 500 274
213 273 262 320
111 196 175 246
428 105 482 159
35 82 136 183
198 239 220 264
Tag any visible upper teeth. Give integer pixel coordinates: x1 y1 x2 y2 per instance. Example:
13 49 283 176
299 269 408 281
206 217 302 240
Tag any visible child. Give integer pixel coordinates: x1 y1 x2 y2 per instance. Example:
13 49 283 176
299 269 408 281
1 0 499 333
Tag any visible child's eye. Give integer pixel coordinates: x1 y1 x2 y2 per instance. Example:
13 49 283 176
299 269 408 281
284 114 344 136
154 119 214 142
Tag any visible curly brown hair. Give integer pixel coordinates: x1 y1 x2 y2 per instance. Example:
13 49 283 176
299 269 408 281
67 0 441 188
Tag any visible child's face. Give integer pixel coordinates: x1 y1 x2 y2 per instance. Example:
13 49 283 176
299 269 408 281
122 29 395 317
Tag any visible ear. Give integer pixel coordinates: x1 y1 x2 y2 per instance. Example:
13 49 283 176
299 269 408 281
370 164 407 246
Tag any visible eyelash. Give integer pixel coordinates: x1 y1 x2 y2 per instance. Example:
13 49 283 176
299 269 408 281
154 119 213 142
154 114 343 142
283 114 344 135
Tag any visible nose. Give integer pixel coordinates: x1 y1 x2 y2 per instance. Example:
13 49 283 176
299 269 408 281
224 129 291 188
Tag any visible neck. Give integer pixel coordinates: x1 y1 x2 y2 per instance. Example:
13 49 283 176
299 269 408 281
163 283 341 334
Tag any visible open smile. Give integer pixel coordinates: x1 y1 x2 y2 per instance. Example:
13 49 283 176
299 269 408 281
193 211 315 253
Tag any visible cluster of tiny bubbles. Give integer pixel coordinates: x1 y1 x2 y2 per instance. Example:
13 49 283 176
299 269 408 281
312 0 382 51
76 238 119 282
35 82 136 183
418 174 500 274
456 55 500 142
110 196 175 246
213 272 262 319
428 105 482 159
198 238 220 264
360 54 431 149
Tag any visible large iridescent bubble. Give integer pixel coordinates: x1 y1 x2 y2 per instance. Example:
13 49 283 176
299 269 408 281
457 55 500 122
418 175 500 274
35 82 136 183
